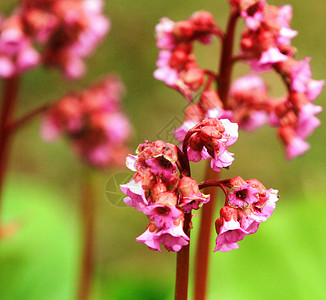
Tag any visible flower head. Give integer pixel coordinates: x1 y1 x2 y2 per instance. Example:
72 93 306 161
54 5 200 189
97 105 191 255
214 178 279 252
41 76 130 167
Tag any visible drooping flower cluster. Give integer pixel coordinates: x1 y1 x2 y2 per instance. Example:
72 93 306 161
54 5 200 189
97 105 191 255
271 58 324 159
0 0 109 78
238 1 297 71
236 0 324 159
155 1 323 160
215 176 279 252
41 76 130 167
154 11 221 98
121 121 278 252
121 140 209 252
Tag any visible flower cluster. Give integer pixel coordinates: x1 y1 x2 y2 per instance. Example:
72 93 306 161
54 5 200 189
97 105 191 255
238 1 297 71
155 2 323 160
271 58 324 159
121 140 209 252
41 76 130 167
0 0 109 78
215 176 278 252
120 118 278 252
154 11 221 98
236 0 324 159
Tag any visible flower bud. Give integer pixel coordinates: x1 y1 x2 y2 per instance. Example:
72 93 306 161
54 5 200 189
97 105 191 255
199 90 223 113
156 191 178 206
169 49 188 70
150 182 168 202
190 11 216 28
184 104 204 123
220 206 238 222
173 20 194 39
180 68 205 90
177 176 200 197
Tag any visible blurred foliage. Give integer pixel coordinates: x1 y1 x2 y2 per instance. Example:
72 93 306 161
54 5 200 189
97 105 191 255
0 0 325 299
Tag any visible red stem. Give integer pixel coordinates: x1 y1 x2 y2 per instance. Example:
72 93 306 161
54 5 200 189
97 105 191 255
198 179 231 190
175 212 192 300
217 8 240 104
194 163 219 300
76 170 95 300
9 102 51 133
0 76 20 226
194 7 240 300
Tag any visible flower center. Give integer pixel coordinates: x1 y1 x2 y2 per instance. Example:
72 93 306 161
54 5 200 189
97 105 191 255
156 206 171 216
236 189 248 199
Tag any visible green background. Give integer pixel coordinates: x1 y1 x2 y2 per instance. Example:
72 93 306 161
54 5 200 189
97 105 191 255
1 0 325 299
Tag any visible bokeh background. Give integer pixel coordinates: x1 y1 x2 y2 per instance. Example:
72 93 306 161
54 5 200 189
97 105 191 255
1 0 325 299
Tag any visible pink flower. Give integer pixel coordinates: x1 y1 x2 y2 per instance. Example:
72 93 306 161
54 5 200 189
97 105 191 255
120 180 149 213
228 183 259 208
240 1 266 30
185 118 239 171
241 111 267 132
290 58 325 100
220 119 239 146
0 15 40 77
159 222 190 252
259 47 287 65
210 149 235 172
153 50 178 86
136 220 189 252
146 201 183 229
155 17 176 50
125 155 137 171
214 218 247 252
291 57 312 93
146 156 177 181
276 5 297 45
285 135 310 160
296 103 322 139
136 224 161 252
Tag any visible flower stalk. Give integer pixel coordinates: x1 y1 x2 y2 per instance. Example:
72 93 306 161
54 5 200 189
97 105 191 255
174 212 192 300
194 8 240 300
0 76 19 227
76 169 95 300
